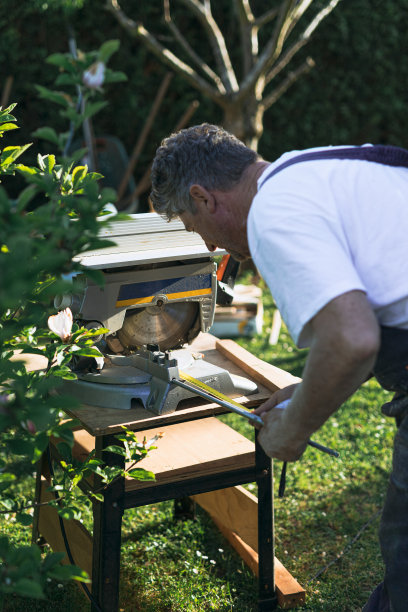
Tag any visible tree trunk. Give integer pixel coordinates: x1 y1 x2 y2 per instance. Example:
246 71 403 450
221 94 265 151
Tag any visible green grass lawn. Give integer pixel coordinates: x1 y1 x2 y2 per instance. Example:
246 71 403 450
1 287 395 611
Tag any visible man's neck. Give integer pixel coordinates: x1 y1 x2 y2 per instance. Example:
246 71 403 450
235 160 271 213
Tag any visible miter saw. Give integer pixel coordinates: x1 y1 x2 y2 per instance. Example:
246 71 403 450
57 213 258 415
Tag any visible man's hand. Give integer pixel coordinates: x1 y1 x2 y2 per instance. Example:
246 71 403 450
257 406 309 461
253 383 300 424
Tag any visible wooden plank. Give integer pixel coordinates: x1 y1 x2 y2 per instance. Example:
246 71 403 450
210 516 305 609
193 487 305 609
215 338 301 392
38 478 93 579
192 486 258 551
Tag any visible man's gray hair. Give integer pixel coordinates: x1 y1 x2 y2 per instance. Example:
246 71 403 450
150 123 258 219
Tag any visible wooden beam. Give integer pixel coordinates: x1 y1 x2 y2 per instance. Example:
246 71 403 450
211 516 305 609
215 338 301 392
192 487 305 609
192 486 258 551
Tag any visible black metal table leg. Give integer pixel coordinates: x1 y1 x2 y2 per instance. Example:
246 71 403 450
256 431 278 611
91 434 125 612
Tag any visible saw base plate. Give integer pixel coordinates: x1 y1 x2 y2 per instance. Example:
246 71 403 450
63 349 258 415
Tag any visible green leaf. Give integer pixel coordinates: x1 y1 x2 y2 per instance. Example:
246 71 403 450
16 512 34 526
83 267 105 287
55 73 79 87
1 143 31 166
51 368 77 380
14 578 45 599
0 102 17 118
126 468 155 481
103 445 126 456
66 147 88 166
104 70 127 84
35 85 72 109
48 564 91 583
57 428 74 445
0 473 16 492
82 101 108 122
7 438 34 456
42 551 66 571
16 184 38 212
44 154 56 173
70 347 103 358
98 39 120 63
15 163 39 176
72 165 88 188
0 122 19 134
46 53 76 72
32 126 60 146
56 441 73 459
57 507 75 521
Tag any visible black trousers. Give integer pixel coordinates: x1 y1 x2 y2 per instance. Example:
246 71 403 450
363 326 408 612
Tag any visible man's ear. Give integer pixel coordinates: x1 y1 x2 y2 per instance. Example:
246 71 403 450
189 184 216 213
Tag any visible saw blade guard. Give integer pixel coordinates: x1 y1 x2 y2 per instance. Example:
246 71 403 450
62 260 218 352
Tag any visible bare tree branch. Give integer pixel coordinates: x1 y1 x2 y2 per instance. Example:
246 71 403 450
269 0 341 81
235 0 300 102
106 0 224 102
178 0 239 92
303 0 342 39
263 56 315 110
236 0 340 103
108 0 342 147
279 0 314 46
253 6 279 29
234 0 258 74
234 0 254 26
163 0 226 93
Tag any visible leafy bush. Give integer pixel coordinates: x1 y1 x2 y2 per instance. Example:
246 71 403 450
0 41 156 600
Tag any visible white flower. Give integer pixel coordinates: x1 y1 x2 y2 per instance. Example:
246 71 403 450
48 308 73 342
93 349 105 371
82 61 105 90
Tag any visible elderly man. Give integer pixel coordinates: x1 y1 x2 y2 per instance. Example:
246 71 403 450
150 123 408 612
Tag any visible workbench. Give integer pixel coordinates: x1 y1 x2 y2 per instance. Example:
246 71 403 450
31 334 305 611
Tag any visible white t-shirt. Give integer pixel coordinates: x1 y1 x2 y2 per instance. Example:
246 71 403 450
247 146 408 348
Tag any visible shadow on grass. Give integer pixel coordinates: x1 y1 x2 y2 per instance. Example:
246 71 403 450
119 504 258 611
274 465 390 611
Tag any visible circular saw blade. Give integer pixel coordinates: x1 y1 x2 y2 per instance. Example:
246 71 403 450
117 302 200 351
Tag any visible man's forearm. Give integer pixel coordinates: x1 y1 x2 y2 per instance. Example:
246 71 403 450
258 291 380 460
280 334 378 441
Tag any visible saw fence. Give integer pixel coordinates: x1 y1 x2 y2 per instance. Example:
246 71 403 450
30 334 305 611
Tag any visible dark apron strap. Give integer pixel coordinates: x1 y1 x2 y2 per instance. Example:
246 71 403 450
373 326 408 398
259 144 408 188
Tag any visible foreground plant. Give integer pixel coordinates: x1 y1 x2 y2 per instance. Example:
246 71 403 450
0 40 157 601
